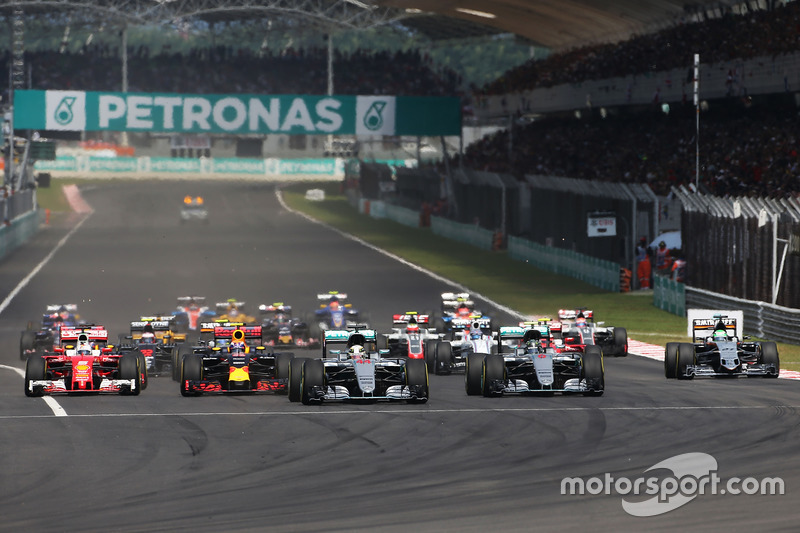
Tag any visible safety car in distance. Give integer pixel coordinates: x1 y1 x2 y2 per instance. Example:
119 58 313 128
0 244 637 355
665 315 779 379
381 312 442 361
558 308 628 356
180 195 208 224
24 326 143 396
259 303 319 348
288 327 428 404
178 323 294 396
465 328 604 397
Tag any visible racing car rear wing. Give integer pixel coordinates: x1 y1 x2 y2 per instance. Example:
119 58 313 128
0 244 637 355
317 291 348 301
46 304 79 313
451 317 492 331
213 325 262 340
130 320 172 331
259 303 292 314
692 317 737 342
392 313 430 325
60 326 108 342
441 292 473 310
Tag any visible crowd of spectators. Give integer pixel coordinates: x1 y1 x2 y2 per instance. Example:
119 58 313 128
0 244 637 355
456 103 800 198
0 45 461 97
479 1 800 95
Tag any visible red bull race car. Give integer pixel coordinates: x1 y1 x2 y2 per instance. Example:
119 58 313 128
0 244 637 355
24 325 143 396
178 323 294 396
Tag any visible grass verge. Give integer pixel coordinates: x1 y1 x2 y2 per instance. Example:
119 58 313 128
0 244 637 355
282 181 800 370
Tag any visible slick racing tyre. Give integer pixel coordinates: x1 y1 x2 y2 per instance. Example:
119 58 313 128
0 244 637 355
118 353 142 396
405 358 429 403
613 327 628 356
24 355 47 397
131 350 148 390
275 352 295 394
482 354 505 397
20 330 36 360
173 345 193 382
760 342 780 378
180 354 203 397
435 341 453 375
288 357 309 402
677 343 696 380
581 345 604 395
465 352 484 395
424 339 438 372
301 359 325 405
664 342 679 379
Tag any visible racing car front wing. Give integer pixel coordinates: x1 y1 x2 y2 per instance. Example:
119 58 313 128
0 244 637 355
682 363 778 378
305 384 427 402
28 378 137 394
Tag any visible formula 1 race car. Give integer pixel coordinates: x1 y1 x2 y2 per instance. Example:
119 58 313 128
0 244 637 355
465 330 605 397
558 308 628 356
665 315 780 379
288 327 428 404
215 299 256 323
427 318 497 375
24 326 143 396
314 291 362 333
259 303 319 348
380 312 442 361
178 323 294 396
180 195 208 224
20 304 82 359
172 296 216 333
116 317 186 377
433 292 492 339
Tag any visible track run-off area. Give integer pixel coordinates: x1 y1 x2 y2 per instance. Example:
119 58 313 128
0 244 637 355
0 180 797 532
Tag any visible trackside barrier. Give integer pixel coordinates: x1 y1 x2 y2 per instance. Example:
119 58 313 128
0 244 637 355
686 287 800 345
654 275 686 316
508 236 620 291
383 204 421 228
0 209 44 260
358 198 387 219
430 216 494 251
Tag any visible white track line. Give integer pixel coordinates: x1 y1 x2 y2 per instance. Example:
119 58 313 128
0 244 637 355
0 364 68 416
2 404 800 421
278 189 800 381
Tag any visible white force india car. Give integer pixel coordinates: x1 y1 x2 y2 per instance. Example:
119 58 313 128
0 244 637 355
665 315 779 379
465 328 604 397
288 327 428 404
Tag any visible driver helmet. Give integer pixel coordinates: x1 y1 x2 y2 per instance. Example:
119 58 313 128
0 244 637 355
228 306 240 318
575 312 587 327
59 306 71 320
712 329 728 341
140 331 156 344
229 341 246 354
457 304 471 318
406 318 420 334
470 322 482 340
76 343 92 356
329 299 340 311
348 345 365 359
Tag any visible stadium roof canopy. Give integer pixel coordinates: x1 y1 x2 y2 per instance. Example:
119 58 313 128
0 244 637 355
0 0 741 50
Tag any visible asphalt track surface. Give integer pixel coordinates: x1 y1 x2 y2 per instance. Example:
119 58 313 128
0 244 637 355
0 181 798 532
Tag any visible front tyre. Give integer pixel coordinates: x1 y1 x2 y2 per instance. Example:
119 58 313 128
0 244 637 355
20 330 36 360
613 327 628 356
482 354 505 397
760 342 780 378
288 357 308 402
581 345 604 395
180 354 203 397
664 342 679 379
465 352 484 395
424 339 438 372
118 353 142 396
435 341 453 375
405 358 429 403
677 343 696 380
301 359 325 405
131 350 148 390
275 352 294 394
24 355 47 397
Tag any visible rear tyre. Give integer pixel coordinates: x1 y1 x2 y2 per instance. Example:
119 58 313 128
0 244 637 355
405 358 429 403
275 352 294 394
664 342 679 379
613 327 628 356
435 341 453 375
20 330 36 360
760 342 780 378
24 355 47 397
424 339 438 372
677 343 696 380
482 354 505 397
118 353 142 396
465 352 484 395
581 345 604 395
288 357 308 402
301 359 325 405
180 354 203 396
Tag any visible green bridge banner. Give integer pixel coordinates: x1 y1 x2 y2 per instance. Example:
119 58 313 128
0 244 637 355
13 90 461 136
